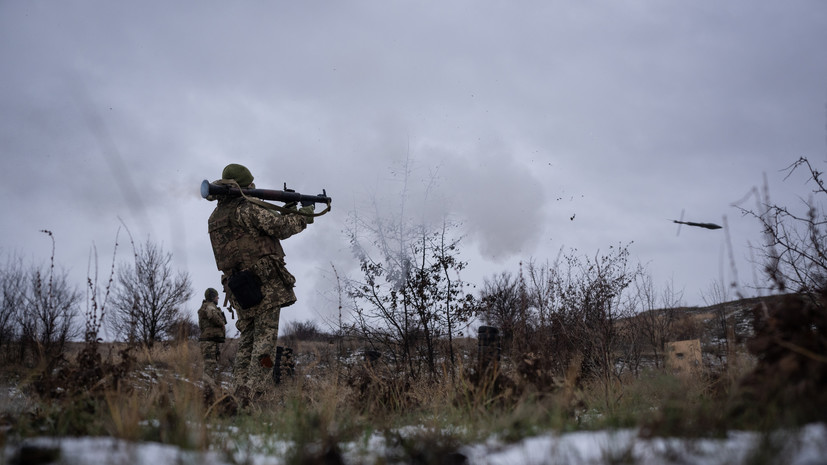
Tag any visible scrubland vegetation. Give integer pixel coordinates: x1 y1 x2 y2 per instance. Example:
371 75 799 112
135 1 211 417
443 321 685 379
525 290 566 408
1 159 825 464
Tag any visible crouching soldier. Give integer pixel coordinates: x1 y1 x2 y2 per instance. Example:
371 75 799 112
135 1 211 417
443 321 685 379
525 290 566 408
198 288 227 383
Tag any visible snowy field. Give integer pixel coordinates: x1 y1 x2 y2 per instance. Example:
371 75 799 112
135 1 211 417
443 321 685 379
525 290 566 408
5 423 826 465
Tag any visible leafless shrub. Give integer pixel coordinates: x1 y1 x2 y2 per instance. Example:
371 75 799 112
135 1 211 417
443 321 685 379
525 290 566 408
108 237 192 347
728 157 827 425
0 253 26 360
283 320 332 344
735 157 827 297
169 316 199 343
477 271 525 354
3 231 82 367
627 275 684 370
482 244 644 407
345 155 475 381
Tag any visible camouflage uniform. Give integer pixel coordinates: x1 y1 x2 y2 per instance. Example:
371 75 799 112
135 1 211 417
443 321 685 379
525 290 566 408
198 295 226 382
208 188 310 396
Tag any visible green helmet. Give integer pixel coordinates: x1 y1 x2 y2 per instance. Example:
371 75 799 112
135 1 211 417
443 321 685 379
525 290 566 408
221 163 254 188
205 288 219 301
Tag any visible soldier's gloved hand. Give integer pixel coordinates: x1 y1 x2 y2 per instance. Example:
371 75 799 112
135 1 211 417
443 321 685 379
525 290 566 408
299 204 315 224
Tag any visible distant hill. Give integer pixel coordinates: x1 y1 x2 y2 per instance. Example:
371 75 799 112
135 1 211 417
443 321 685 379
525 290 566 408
626 293 799 370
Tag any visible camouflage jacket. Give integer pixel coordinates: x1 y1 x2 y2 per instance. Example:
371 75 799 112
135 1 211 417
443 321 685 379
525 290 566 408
198 300 226 342
208 196 309 308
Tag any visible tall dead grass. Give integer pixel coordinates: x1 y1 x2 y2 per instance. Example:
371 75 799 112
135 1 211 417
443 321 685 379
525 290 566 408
4 292 823 464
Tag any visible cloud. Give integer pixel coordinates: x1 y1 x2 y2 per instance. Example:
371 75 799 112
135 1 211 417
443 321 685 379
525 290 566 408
429 145 548 260
1 0 825 327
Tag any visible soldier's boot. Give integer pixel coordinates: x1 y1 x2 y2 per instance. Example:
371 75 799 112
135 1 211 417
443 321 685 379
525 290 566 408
273 346 295 385
232 385 251 410
202 383 215 407
216 394 239 417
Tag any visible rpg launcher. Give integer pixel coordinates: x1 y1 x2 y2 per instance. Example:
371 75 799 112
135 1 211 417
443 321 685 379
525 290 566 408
201 180 332 207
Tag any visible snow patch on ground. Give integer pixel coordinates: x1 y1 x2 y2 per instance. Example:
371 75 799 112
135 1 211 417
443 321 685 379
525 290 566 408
5 423 826 465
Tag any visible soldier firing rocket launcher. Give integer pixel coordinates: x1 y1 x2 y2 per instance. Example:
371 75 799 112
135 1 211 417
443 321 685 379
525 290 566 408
200 179 332 216
202 178 332 318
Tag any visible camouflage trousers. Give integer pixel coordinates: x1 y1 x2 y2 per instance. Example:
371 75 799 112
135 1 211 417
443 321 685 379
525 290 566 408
200 340 222 383
233 305 281 395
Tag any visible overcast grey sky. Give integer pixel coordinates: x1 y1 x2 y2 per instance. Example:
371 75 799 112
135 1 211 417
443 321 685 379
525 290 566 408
2 1 826 337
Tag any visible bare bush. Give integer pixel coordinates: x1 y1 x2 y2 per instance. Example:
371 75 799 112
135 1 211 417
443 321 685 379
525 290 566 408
729 157 827 425
345 157 475 381
283 320 332 343
348 220 475 380
485 244 644 404
477 271 524 353
735 157 827 296
21 262 81 364
169 316 199 343
702 279 737 366
0 253 26 358
108 238 192 347
14 231 82 366
631 275 684 369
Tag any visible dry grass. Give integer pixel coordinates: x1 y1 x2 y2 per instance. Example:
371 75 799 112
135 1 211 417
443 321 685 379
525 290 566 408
2 293 824 464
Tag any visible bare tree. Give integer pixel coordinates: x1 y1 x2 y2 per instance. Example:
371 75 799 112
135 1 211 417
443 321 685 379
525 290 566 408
632 275 683 369
407 222 475 375
524 257 561 331
0 253 26 360
15 231 82 365
21 263 82 364
346 154 474 380
565 245 642 401
701 278 737 366
478 271 524 352
348 217 474 380
731 158 827 424
506 244 643 403
108 238 192 347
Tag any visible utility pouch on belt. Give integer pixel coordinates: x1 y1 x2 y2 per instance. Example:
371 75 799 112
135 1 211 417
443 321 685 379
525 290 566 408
227 270 263 309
